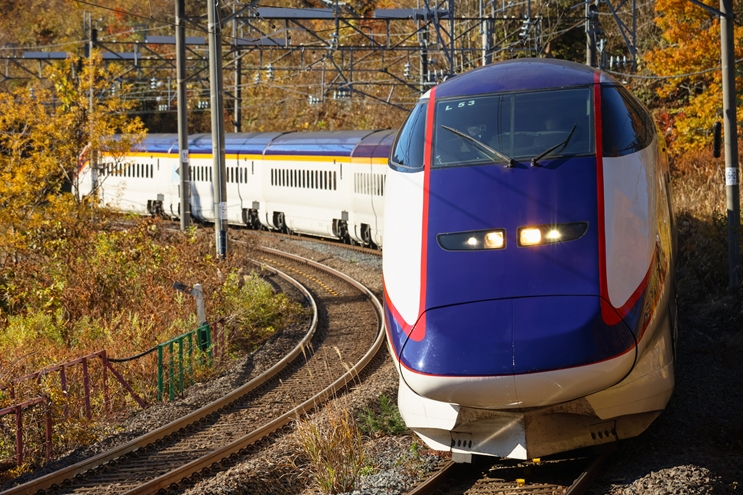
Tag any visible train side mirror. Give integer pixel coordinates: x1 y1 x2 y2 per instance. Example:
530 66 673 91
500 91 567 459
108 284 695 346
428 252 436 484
713 121 722 158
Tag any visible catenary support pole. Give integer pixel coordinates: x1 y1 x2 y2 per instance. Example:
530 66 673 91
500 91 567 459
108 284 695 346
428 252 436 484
176 0 191 230
721 0 740 289
207 0 228 258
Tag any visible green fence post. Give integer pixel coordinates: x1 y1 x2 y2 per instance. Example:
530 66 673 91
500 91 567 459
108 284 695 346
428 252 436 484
187 332 193 388
197 323 209 352
168 341 174 401
177 336 184 396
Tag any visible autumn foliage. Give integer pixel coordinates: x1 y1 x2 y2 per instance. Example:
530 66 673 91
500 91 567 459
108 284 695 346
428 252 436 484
0 54 305 474
644 0 743 152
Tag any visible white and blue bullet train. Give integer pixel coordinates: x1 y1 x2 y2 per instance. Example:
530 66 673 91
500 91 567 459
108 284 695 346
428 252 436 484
382 58 676 461
80 130 395 247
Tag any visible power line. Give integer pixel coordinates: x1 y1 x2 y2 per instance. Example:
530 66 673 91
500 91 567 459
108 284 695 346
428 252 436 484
607 57 743 80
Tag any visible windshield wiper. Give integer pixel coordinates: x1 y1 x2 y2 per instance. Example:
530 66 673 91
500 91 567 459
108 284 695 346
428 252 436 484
531 124 577 167
440 125 517 168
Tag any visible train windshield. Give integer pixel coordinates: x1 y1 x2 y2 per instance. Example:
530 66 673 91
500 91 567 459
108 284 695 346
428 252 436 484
390 100 428 171
433 87 594 167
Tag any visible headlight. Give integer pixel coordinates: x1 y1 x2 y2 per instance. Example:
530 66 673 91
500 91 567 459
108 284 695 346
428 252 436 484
517 222 588 247
437 229 506 251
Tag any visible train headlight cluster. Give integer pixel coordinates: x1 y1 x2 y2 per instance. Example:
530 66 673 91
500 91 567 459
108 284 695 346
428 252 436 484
438 229 506 251
438 222 587 251
517 222 588 247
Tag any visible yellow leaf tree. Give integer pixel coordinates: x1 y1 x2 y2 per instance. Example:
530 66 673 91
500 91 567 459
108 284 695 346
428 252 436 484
0 52 146 267
644 0 743 153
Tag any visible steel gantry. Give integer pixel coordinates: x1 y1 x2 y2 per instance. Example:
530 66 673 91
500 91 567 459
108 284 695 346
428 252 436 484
1 0 640 111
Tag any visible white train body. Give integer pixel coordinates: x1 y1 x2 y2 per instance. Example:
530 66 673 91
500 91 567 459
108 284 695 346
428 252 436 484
78 130 395 248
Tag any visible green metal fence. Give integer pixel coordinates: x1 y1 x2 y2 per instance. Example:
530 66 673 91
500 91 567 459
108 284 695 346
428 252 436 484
156 323 212 402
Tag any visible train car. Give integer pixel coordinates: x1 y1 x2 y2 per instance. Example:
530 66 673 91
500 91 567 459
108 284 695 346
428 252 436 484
80 129 395 248
84 134 180 217
383 58 676 462
258 129 394 246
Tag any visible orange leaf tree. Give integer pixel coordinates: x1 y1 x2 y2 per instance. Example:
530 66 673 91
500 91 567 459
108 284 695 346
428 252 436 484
644 0 743 153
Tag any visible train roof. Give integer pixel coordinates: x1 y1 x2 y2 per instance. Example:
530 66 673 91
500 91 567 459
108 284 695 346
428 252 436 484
434 58 620 99
265 130 378 157
132 130 397 158
135 134 180 154
189 132 287 155
350 129 397 159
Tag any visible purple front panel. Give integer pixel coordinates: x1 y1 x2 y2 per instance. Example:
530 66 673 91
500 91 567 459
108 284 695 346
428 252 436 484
425 157 601 309
511 296 635 373
393 295 634 376
401 299 514 376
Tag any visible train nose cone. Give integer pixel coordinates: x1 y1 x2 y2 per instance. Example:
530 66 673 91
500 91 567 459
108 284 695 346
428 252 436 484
398 296 637 408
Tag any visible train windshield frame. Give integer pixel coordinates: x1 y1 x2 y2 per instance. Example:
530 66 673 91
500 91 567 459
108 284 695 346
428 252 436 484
432 86 595 168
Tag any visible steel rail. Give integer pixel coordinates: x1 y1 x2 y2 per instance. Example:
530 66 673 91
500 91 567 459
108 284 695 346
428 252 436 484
565 454 610 495
1 262 318 495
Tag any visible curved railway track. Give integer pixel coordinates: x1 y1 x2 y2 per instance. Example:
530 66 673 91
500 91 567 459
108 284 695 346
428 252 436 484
2 246 385 495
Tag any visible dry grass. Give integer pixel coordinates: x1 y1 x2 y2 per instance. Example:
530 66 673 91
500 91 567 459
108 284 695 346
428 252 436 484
0 217 306 475
295 399 366 494
671 143 743 322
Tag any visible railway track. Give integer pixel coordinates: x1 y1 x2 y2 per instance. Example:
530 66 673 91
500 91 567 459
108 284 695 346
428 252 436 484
409 449 612 495
1 246 385 495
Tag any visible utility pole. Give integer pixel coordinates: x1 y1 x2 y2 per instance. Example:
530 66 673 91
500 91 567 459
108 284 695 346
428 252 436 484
720 0 740 288
176 0 191 230
585 2 598 67
88 17 99 195
233 5 242 133
207 0 228 258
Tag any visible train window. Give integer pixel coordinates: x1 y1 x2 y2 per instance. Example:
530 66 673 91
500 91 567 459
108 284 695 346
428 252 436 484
433 88 594 167
601 85 654 157
390 100 428 172
333 171 337 190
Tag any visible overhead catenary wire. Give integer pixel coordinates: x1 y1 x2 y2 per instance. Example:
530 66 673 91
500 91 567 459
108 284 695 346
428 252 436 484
607 57 743 80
